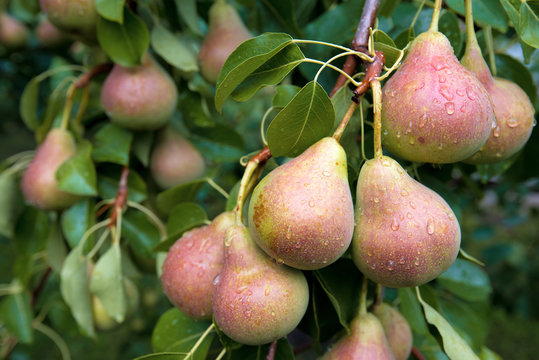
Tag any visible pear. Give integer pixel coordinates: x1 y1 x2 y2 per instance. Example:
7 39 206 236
248 137 354 270
161 212 234 320
35 18 68 48
212 223 309 345
460 10 534 163
373 303 413 360
93 278 139 331
101 55 178 131
321 312 395 359
352 156 460 288
150 127 206 189
381 29 495 163
39 0 98 43
0 13 29 49
198 0 251 84
21 129 81 210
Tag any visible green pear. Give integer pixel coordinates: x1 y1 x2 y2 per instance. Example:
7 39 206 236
381 30 495 163
212 223 309 345
248 137 354 270
352 156 460 287
101 55 178 130
198 0 251 84
0 13 29 48
160 212 235 320
39 0 98 43
21 129 81 210
373 303 413 360
150 127 206 189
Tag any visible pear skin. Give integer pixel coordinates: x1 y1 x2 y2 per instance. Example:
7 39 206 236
35 18 68 48
461 40 535 164
321 312 395 360
212 224 309 345
248 137 354 270
150 127 205 189
381 30 495 163
21 129 81 210
352 156 460 288
373 303 413 360
0 13 29 48
161 212 235 320
101 55 178 130
198 0 251 84
39 0 98 43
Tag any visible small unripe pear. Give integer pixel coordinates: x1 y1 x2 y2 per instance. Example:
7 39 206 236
0 13 29 48
35 18 68 47
212 224 309 345
198 0 251 84
21 129 81 210
373 303 413 360
101 56 178 130
248 137 354 270
93 278 139 331
150 128 205 189
321 312 395 360
161 212 235 320
352 156 460 287
39 0 98 42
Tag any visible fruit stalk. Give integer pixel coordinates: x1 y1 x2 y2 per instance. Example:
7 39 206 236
464 0 477 48
429 0 443 32
371 79 383 159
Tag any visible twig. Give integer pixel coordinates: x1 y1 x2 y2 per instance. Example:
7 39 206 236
73 63 113 89
31 267 52 307
412 346 427 360
109 166 129 229
266 340 277 360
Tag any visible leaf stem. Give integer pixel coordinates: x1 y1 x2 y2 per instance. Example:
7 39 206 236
333 101 358 142
370 79 383 159
429 0 442 32
360 99 367 161
484 26 496 76
303 58 361 86
60 83 77 131
78 219 112 250
293 39 359 54
260 107 276 146
34 322 71 360
206 178 229 199
86 228 111 259
127 201 167 238
184 323 215 360
216 348 227 360
409 0 426 33
314 51 362 85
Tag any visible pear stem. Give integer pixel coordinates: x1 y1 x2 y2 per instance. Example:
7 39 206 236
371 79 383 159
332 102 358 142
374 284 384 306
359 99 367 161
429 0 442 32
359 276 368 316
464 0 478 49
484 26 497 76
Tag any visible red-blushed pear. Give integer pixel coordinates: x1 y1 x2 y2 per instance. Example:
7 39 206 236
381 19 495 163
39 0 98 43
150 127 205 189
35 18 68 48
212 223 309 345
160 212 235 320
373 303 413 360
0 13 29 48
21 129 81 210
460 0 534 164
352 156 460 288
101 55 178 131
198 0 251 84
248 137 354 270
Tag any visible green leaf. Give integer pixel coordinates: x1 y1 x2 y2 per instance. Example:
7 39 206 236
95 0 125 23
178 91 213 128
480 347 503 360
0 172 22 238
134 353 185 360
13 206 50 256
398 288 429 334
215 33 296 111
374 30 401 67
122 210 161 259
151 25 198 72
439 11 463 56
0 291 33 343
19 77 40 131
156 179 206 214
444 0 508 32
46 220 66 273
97 168 147 203
272 85 301 109
416 288 479 360
438 259 492 302
267 81 334 157
56 140 97 196
61 199 95 249
97 8 149 66
190 123 245 163
132 131 154 167
260 0 302 37
519 2 539 48
152 308 213 359
92 123 133 165
90 242 126 323
60 246 95 338
313 259 362 331
153 202 207 253
231 43 304 103
331 86 362 165
175 0 200 35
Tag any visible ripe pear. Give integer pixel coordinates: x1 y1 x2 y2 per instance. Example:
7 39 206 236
381 30 495 163
150 127 205 189
160 212 235 320
21 129 81 210
373 303 413 360
35 18 68 48
0 13 29 48
321 312 395 360
101 55 178 130
212 223 309 345
198 0 251 84
39 0 98 42
248 137 354 270
461 31 535 163
352 156 460 288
